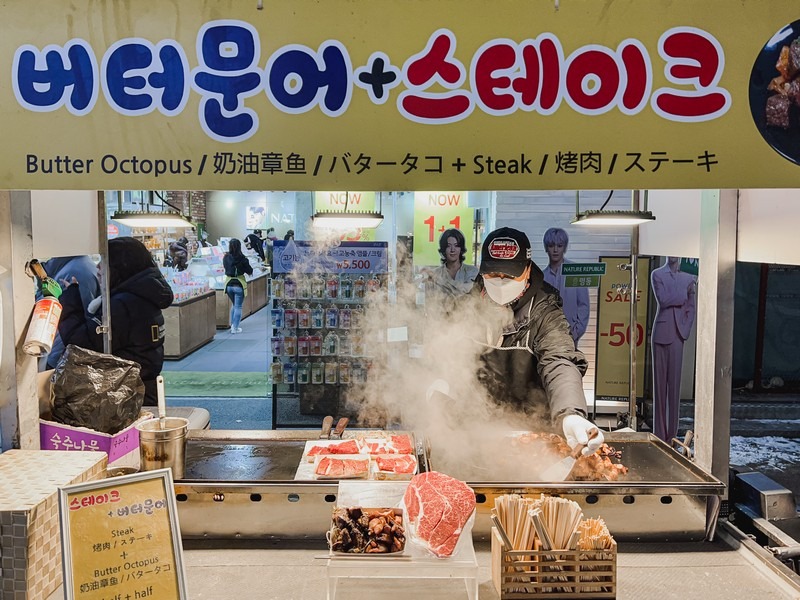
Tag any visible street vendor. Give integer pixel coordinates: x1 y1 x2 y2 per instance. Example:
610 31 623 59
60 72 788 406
475 227 604 455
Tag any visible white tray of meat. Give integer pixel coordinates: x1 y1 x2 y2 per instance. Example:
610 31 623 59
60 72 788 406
361 434 415 455
371 454 418 480
314 455 371 479
302 439 363 462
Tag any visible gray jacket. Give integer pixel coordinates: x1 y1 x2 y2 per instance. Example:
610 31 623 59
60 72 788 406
475 262 589 425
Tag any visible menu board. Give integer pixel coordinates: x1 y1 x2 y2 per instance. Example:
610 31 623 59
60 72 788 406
58 469 187 600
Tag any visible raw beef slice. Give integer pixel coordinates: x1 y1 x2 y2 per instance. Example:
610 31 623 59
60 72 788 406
403 471 475 557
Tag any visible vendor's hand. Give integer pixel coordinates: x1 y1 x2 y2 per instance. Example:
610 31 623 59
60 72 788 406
59 276 78 289
562 414 604 456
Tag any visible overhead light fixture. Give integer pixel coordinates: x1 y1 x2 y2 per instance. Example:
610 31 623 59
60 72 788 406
571 190 655 226
111 211 194 228
111 191 194 229
571 209 655 226
311 191 384 229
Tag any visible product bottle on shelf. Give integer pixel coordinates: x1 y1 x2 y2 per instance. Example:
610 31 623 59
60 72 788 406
284 306 298 329
339 305 352 329
352 361 366 384
311 361 324 384
297 331 310 357
324 331 340 356
352 305 365 329
272 275 284 299
324 361 338 385
270 335 284 356
283 334 297 356
367 274 381 293
309 333 323 356
339 332 352 357
298 304 311 329
325 305 339 329
326 273 339 299
283 362 296 384
284 276 297 299
311 304 324 329
339 361 351 384
340 274 353 300
297 275 311 299
270 362 284 384
311 274 325 299
270 305 285 329
353 275 366 299
297 361 310 384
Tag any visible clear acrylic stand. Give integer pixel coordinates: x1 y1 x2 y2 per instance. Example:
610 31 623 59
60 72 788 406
326 480 479 600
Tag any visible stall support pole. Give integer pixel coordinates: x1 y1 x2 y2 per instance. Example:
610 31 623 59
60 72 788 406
0 191 39 450
694 189 738 493
628 190 640 431
96 192 111 353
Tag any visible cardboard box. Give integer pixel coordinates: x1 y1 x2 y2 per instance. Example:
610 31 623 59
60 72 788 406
39 412 154 464
0 450 107 599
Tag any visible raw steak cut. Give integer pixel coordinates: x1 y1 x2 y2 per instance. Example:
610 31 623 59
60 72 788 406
315 456 369 478
307 439 361 457
403 471 475 557
364 434 414 455
375 454 417 474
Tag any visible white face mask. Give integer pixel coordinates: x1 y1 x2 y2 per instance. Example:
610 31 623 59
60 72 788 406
483 277 526 305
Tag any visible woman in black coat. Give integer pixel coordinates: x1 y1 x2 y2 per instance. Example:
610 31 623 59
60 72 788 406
223 238 253 334
57 237 174 406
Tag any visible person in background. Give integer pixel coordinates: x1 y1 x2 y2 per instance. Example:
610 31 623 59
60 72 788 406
474 227 603 459
245 229 266 262
223 238 253 334
284 229 295 241
541 227 590 347
56 237 174 406
651 256 697 443
38 255 102 369
265 227 278 267
428 228 479 298
165 236 189 271
198 230 212 248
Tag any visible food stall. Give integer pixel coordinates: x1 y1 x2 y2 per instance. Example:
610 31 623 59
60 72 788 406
4 0 800 598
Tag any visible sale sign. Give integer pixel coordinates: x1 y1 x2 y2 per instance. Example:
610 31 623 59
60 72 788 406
594 256 652 402
412 191 474 267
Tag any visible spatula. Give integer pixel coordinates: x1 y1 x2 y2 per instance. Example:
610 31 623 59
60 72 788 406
319 415 334 439
540 427 600 481
156 375 167 430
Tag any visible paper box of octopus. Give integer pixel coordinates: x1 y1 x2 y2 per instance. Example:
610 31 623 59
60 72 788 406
0 450 107 600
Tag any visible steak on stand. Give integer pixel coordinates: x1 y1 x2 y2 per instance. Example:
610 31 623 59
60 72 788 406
403 471 475 557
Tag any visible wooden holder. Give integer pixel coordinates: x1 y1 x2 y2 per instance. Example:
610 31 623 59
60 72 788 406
491 527 617 599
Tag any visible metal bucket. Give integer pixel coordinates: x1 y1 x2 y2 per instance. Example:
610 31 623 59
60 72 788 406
136 417 189 479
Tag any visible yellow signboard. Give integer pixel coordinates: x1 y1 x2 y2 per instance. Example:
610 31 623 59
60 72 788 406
59 469 187 600
594 257 651 402
2 0 800 190
412 191 474 267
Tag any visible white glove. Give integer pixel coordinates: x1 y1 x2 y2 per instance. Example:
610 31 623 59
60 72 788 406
562 414 604 456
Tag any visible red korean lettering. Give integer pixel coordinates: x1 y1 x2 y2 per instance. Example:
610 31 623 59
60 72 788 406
619 40 650 113
472 40 517 113
565 47 619 112
512 42 539 107
538 35 562 113
652 27 731 121
399 29 473 123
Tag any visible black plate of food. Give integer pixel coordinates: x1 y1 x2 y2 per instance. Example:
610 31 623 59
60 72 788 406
749 20 800 164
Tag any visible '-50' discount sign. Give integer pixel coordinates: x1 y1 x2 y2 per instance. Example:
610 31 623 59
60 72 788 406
594 257 652 402
412 191 474 267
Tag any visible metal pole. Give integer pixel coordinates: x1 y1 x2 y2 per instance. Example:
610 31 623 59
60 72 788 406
629 190 640 431
97 191 112 354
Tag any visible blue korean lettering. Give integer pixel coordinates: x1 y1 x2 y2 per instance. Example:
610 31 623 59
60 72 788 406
102 39 189 115
265 41 352 116
191 20 264 142
13 40 98 115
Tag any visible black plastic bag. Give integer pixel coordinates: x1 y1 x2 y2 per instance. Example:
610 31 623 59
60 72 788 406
51 344 145 434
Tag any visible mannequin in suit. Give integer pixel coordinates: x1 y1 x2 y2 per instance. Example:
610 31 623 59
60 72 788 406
651 257 697 443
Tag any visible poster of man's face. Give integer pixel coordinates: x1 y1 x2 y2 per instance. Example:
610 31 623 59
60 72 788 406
246 206 266 229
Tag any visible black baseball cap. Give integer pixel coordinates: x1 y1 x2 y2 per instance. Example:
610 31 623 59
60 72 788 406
479 227 532 277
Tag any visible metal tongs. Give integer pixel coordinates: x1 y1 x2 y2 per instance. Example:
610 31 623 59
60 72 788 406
330 417 349 440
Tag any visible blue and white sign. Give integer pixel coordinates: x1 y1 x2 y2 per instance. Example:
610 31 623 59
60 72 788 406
273 240 388 274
